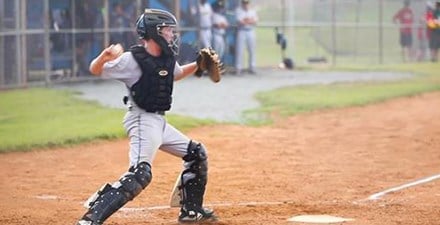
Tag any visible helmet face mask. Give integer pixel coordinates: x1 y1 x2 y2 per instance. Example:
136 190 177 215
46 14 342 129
136 9 180 56
157 24 180 56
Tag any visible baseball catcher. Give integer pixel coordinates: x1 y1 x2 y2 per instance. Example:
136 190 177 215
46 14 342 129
76 8 218 225
194 47 224 83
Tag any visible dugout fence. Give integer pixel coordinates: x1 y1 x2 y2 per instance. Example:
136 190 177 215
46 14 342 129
0 0 429 89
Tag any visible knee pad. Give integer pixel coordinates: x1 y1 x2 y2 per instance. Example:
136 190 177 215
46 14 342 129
183 140 208 162
119 162 152 200
182 141 208 178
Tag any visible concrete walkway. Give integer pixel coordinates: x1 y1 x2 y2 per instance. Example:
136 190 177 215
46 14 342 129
56 69 413 123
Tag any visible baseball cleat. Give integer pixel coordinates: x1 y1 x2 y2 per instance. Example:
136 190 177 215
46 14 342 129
76 219 102 225
178 207 218 224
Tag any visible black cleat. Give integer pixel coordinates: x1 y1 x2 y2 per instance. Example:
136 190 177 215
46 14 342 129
178 207 218 224
76 217 102 225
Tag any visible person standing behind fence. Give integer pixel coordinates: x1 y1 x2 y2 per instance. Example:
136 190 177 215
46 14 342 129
192 0 213 48
110 3 131 48
393 0 414 62
416 2 434 61
428 1 440 62
212 0 229 60
235 0 258 75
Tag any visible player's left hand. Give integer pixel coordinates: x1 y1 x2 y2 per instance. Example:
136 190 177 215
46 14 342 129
195 47 224 83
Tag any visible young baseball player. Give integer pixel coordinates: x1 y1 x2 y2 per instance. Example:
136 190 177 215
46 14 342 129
235 0 258 75
76 8 218 225
212 0 229 60
192 0 213 48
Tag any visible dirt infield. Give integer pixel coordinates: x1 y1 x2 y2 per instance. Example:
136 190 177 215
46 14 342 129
1 92 439 225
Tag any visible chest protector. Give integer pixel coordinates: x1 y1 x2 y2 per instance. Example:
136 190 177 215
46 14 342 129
130 45 175 112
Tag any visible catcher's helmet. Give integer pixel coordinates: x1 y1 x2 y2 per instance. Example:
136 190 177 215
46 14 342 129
136 9 179 56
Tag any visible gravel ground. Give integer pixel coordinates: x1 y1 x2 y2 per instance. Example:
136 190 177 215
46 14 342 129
56 68 413 123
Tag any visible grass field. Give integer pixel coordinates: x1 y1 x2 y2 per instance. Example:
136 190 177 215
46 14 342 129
0 63 438 152
1 1 438 152
0 89 214 152
256 63 440 116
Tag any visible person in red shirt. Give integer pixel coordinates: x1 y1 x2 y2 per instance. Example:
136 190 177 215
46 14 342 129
416 2 434 61
393 0 414 62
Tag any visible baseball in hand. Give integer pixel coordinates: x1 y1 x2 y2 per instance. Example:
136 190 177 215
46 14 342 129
111 44 124 57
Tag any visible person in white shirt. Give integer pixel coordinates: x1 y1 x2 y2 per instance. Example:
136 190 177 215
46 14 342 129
235 0 258 74
212 0 229 60
192 0 213 48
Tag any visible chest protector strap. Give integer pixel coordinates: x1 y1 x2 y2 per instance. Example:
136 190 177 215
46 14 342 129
130 45 175 112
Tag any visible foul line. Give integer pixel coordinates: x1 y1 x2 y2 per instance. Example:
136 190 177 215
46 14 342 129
120 200 296 212
367 173 440 200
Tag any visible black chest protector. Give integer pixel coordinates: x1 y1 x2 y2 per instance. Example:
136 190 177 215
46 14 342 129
130 45 175 112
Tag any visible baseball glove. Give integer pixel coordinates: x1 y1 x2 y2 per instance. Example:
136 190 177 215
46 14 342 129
195 47 224 83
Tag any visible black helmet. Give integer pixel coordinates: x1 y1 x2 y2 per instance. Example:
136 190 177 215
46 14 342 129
135 9 179 56
213 0 226 12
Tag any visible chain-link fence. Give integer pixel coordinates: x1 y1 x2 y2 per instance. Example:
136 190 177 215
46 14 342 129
0 0 431 89
254 0 429 66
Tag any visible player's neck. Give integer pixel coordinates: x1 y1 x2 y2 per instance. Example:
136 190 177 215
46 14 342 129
146 41 162 57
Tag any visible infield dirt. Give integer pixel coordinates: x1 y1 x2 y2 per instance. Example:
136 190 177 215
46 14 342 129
0 92 439 225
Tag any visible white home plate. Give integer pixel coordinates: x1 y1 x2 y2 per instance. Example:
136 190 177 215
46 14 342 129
35 195 58 200
288 215 354 223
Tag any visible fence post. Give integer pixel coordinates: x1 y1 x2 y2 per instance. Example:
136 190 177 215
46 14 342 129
71 0 77 78
20 0 28 86
43 0 51 85
15 1 20 86
0 0 5 86
175 0 180 21
378 0 384 64
331 0 336 65
104 0 110 47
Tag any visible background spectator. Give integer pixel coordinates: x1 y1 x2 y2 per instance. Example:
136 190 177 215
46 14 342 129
235 0 258 74
393 0 414 62
110 2 131 48
416 1 434 61
212 0 229 60
192 0 213 48
428 1 440 61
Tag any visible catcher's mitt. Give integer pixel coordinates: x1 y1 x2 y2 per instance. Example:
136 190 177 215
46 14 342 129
195 47 224 83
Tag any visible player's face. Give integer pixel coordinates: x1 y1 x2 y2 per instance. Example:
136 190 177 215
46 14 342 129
158 26 177 43
158 25 180 55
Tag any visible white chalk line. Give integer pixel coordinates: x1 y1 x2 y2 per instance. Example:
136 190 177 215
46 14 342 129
119 200 296 212
366 173 440 201
44 173 440 211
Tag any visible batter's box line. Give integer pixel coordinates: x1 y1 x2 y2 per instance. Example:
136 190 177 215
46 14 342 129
119 200 297 212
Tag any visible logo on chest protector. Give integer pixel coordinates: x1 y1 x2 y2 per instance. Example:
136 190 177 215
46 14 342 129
158 70 168 76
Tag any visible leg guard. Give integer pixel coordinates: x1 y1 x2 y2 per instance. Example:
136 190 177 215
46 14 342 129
79 162 152 224
178 141 216 222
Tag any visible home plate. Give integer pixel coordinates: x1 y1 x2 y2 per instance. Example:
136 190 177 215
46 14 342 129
287 215 354 223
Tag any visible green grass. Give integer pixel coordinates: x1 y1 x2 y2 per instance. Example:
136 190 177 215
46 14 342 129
243 63 440 125
0 88 125 152
1 63 438 152
0 88 214 153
